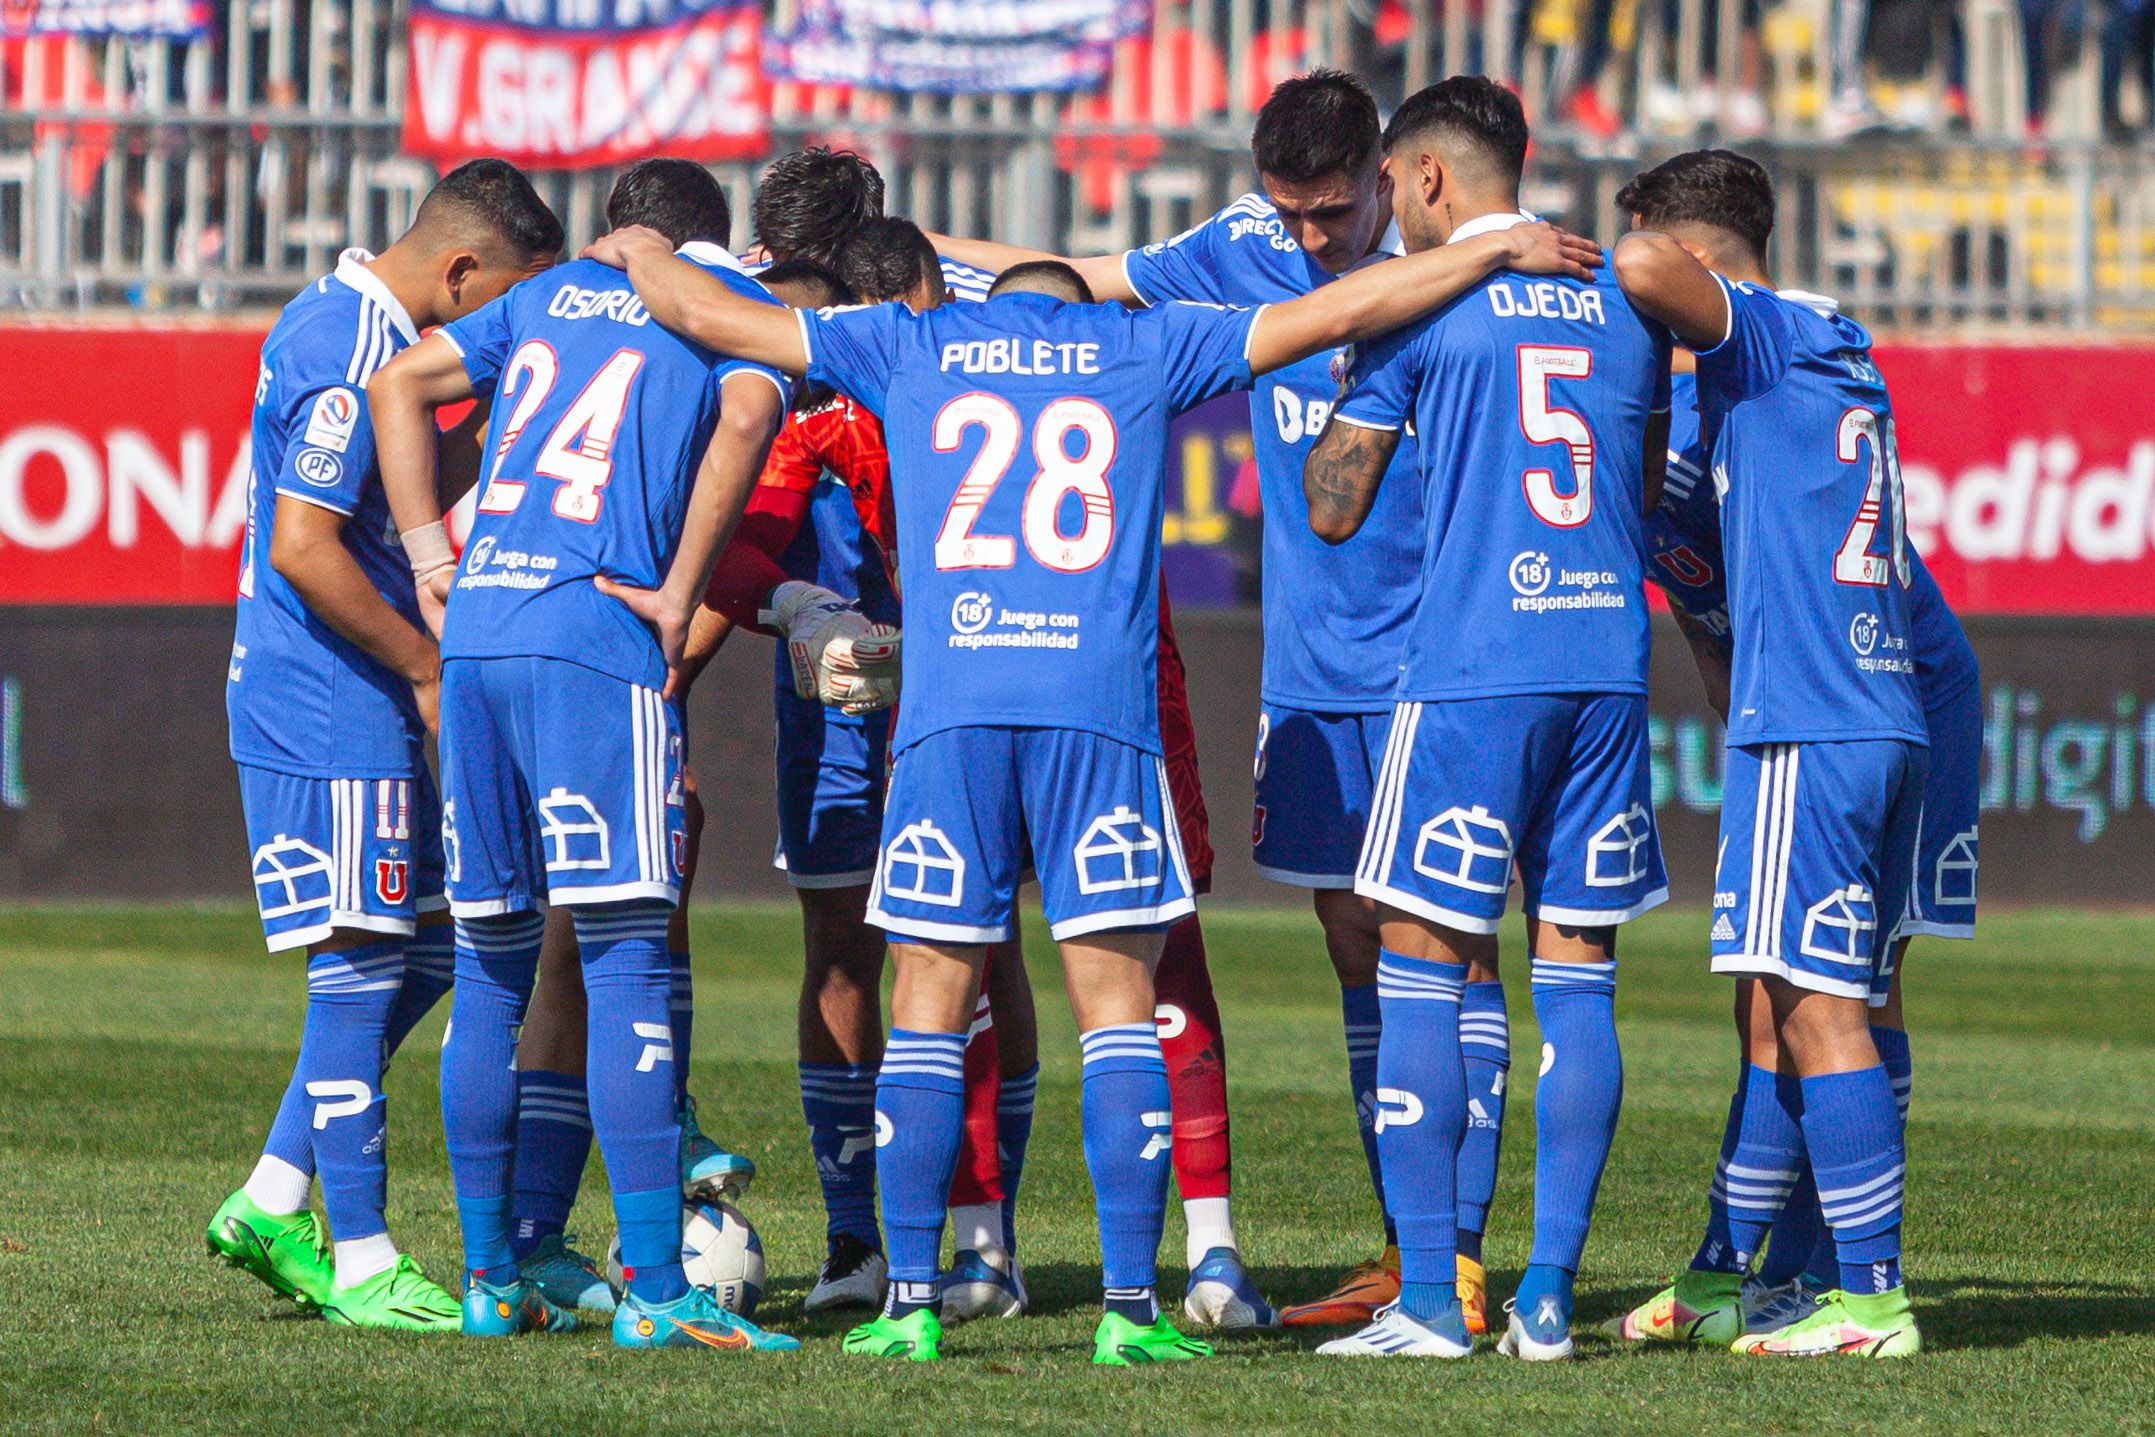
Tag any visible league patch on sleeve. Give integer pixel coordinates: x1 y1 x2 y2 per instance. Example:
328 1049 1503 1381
294 448 344 487
303 387 360 451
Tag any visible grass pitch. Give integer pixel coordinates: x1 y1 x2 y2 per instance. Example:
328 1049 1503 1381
0 904 2149 1435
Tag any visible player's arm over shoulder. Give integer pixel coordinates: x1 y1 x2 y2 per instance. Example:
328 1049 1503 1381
1610 232 1730 354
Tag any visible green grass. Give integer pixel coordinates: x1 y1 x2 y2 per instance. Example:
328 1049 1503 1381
1 904 2150 1434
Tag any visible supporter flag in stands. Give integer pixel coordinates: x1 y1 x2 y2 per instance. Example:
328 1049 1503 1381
1 0 210 38
766 0 1151 92
401 0 766 171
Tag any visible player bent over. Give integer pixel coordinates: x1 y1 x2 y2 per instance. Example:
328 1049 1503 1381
369 160 796 1352
1610 150 1928 1357
210 161 561 1330
1302 79 1672 1360
586 196 1600 1362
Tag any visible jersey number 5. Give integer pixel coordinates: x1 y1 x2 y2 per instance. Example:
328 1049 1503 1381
1517 345 1595 528
480 341 644 524
932 393 1117 573
1835 407 1910 587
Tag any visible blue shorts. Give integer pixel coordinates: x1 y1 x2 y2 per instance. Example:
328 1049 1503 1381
1252 704 1391 889
238 764 446 952
438 656 686 916
867 725 1196 944
1903 682 1979 940
1354 693 1666 935
772 687 889 889
1710 738 1929 1004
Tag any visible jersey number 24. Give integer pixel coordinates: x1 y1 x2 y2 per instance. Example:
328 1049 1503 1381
477 341 645 524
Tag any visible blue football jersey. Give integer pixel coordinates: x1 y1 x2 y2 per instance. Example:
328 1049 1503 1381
1335 224 1670 702
798 291 1260 754
1642 372 1731 651
438 244 790 690
229 250 428 777
1695 282 1927 745
1122 194 1419 711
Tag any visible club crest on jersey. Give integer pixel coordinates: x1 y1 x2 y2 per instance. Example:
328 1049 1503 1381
375 857 410 905
303 387 360 451
671 829 687 876
294 448 344 488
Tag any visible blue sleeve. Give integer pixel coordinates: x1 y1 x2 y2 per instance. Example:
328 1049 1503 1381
713 355 793 410
799 303 906 414
1121 211 1232 306
271 374 379 516
1693 277 1792 406
1333 324 1422 433
439 290 518 397
1145 302 1261 413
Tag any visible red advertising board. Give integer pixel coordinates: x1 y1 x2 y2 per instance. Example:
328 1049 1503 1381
2 326 2152 611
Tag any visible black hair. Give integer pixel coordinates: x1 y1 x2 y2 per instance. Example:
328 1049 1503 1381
835 217 942 305
1616 149 1776 260
605 158 730 248
758 257 855 309
753 147 887 266
413 158 563 261
1383 76 1531 187
1250 69 1381 183
986 260 1093 304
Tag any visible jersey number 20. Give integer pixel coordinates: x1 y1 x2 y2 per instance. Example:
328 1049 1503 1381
1517 345 1595 528
479 341 644 524
933 394 1117 572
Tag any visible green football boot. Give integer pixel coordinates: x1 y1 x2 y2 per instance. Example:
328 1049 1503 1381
1605 1269 1744 1346
842 1308 943 1362
319 1254 463 1332
1733 1286 1920 1358
1092 1312 1214 1366
205 1188 334 1311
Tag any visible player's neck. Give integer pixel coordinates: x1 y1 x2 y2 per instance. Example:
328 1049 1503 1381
1434 193 1524 245
363 245 445 330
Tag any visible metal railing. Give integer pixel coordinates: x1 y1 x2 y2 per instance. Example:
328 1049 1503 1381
5 0 2154 325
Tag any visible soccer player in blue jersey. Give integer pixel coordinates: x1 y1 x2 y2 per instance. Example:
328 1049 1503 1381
1301 77 1673 1361
208 160 561 1331
584 202 1599 1364
932 75 1452 1325
366 163 800 1353
1609 150 1931 1357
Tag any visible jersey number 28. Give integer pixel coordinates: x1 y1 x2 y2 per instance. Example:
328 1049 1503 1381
478 341 644 524
932 393 1117 572
1835 407 1911 587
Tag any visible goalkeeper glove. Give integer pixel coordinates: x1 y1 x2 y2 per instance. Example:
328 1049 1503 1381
760 581 902 715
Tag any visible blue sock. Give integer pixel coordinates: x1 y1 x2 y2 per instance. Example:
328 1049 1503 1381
576 903 685 1304
1692 1064 1803 1273
1340 983 1394 1247
1759 1159 1826 1287
1799 1064 1906 1295
996 1064 1038 1254
800 1061 881 1247
509 1070 592 1260
668 948 694 1109
1078 1024 1172 1299
1873 1026 1913 1124
1373 950 1466 1324
1525 959 1622 1305
260 1066 316 1182
1456 980 1509 1248
298 940 404 1245
385 924 454 1056
441 911 545 1284
876 1029 968 1289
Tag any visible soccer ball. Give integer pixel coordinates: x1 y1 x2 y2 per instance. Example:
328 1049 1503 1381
605 1201 765 1315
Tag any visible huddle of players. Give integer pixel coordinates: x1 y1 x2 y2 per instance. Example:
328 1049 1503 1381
208 64 1974 1363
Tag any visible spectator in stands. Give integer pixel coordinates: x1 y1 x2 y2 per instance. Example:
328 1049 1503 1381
2019 0 2088 138
2101 0 2155 136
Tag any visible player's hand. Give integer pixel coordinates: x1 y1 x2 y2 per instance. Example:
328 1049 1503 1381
1505 221 1603 282
416 567 452 640
581 225 673 270
761 581 903 713
594 574 694 698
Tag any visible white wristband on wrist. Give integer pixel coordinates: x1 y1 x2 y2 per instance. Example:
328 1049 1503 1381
401 520 455 580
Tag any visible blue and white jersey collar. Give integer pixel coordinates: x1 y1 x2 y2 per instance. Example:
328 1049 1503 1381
1446 210 1536 245
331 248 419 344
679 240 752 274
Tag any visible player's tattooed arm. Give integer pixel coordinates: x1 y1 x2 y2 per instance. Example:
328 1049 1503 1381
269 496 442 732
1610 232 1731 353
1247 222 1599 376
584 227 809 376
922 232 1139 305
1303 418 1401 544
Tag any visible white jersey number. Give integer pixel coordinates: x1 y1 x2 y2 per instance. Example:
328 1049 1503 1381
482 341 643 523
1834 407 1911 587
933 393 1118 573
1517 345 1596 528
